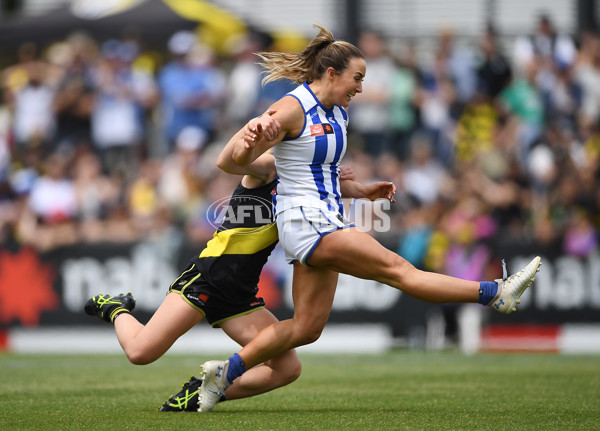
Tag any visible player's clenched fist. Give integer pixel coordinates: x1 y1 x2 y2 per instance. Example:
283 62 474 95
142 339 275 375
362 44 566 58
244 109 281 148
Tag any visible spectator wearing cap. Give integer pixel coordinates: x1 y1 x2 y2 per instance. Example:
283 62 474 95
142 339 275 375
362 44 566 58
157 30 226 154
90 38 157 178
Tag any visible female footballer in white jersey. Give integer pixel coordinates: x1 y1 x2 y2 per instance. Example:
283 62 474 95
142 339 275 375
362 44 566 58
83 115 391 411
200 25 542 412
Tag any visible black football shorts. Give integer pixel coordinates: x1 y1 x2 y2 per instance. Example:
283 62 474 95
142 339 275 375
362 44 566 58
168 263 265 327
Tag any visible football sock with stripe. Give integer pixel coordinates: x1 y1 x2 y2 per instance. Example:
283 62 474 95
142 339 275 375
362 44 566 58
478 281 498 305
110 308 131 323
226 353 247 385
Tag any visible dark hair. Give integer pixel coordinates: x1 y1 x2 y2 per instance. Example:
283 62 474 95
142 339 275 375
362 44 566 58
257 24 364 85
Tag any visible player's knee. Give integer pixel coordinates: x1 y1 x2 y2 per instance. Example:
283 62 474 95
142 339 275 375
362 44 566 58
290 313 327 347
291 359 302 382
284 356 302 384
296 326 324 346
284 366 302 386
269 350 302 386
125 351 152 365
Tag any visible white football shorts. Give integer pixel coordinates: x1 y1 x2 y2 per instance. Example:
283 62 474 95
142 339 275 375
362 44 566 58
275 205 354 265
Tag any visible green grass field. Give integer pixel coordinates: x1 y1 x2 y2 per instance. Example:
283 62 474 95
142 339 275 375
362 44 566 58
1 351 598 430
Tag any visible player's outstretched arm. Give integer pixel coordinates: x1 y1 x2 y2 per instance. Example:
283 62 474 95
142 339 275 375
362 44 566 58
340 180 396 202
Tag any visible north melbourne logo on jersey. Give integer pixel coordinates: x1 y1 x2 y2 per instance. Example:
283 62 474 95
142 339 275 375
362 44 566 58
310 123 334 136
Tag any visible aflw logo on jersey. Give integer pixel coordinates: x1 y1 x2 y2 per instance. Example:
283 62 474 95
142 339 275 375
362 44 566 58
310 123 334 136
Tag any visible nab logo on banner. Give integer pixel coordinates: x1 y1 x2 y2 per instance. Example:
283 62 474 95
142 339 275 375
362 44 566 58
0 248 58 326
310 123 334 136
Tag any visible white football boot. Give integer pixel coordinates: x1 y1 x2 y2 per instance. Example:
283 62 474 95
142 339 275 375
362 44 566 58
198 360 230 412
488 256 542 314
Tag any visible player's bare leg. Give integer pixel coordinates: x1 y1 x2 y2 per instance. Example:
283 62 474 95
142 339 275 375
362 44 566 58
159 310 301 412
311 227 480 302
200 230 541 409
220 309 301 400
114 292 203 365
198 264 338 412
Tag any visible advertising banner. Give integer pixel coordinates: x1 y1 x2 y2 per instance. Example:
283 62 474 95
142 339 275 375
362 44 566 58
1 241 598 335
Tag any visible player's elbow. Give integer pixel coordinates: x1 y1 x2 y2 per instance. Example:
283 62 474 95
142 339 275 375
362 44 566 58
230 151 248 167
216 154 234 173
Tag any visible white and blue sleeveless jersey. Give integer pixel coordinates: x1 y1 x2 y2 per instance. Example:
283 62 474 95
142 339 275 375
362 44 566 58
271 83 348 216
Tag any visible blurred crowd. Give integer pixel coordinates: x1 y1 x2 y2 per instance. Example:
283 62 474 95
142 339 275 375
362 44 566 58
1 14 599 281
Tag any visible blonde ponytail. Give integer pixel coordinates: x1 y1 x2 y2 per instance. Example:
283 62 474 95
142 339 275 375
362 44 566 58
257 25 363 85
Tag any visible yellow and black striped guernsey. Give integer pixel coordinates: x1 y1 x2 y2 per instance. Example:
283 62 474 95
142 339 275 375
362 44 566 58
191 179 278 302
